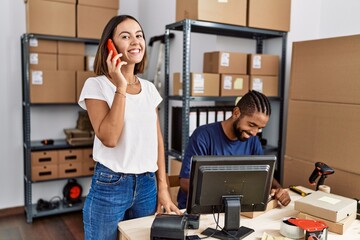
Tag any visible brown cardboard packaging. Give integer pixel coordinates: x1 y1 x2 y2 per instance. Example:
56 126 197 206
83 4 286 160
77 5 117 39
29 39 57 54
176 0 247 26
82 161 95 176
29 53 57 70
58 162 82 178
283 156 360 201
82 148 93 162
58 41 85 55
78 0 119 9
248 54 279 76
203 51 247 74
286 100 360 175
220 74 249 96
249 76 278 97
58 149 83 164
173 72 220 97
26 0 76 37
247 0 291 32
31 151 59 166
76 71 97 101
290 35 360 104
30 70 76 103
58 55 85 71
241 199 278 218
32 164 59 181
297 212 356 235
294 191 357 222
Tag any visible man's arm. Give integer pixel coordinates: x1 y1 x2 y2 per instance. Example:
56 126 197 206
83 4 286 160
179 177 190 194
271 178 291 206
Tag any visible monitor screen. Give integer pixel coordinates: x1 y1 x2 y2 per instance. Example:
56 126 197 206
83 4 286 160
186 155 276 239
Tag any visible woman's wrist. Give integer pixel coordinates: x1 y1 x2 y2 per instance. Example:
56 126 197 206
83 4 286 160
115 87 126 98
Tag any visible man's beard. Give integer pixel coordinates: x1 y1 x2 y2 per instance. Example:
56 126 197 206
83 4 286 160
232 119 247 142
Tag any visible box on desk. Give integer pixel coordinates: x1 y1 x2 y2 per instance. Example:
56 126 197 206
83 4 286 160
294 191 357 223
241 198 278 218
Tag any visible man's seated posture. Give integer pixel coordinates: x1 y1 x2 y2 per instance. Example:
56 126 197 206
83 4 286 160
177 90 291 209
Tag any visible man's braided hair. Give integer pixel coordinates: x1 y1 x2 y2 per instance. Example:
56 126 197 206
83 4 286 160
236 90 271 117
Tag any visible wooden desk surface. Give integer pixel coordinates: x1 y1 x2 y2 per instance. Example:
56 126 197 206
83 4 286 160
118 191 360 240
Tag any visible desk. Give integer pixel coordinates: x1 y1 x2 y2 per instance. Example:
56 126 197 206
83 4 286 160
118 192 360 240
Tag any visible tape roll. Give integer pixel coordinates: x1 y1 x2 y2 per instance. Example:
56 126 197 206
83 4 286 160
318 185 331 193
280 218 305 239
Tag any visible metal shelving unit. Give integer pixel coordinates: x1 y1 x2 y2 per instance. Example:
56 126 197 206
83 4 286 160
163 19 287 182
21 33 99 223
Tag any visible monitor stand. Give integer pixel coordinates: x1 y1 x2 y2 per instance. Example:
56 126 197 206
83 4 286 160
201 196 254 240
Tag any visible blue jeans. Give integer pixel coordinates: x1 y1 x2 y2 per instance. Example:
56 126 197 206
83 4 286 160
83 162 157 240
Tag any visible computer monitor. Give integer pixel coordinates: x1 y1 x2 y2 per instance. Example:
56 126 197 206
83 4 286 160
186 155 276 240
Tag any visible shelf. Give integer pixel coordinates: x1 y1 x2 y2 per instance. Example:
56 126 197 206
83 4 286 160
27 139 92 151
168 95 282 102
25 174 93 184
24 33 99 44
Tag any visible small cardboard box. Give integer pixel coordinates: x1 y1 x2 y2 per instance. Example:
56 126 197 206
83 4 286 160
31 151 59 166
29 53 57 70
294 191 357 222
247 0 291 32
203 51 247 74
241 198 278 218
176 0 247 26
297 211 356 235
32 164 58 181
220 74 249 96
78 0 119 9
26 0 76 37
58 149 83 164
58 55 85 71
248 54 279 76
82 161 95 176
173 72 220 97
76 71 97 101
59 162 82 178
82 148 93 162
77 5 117 39
30 70 76 103
29 39 57 54
58 41 85 55
249 76 278 97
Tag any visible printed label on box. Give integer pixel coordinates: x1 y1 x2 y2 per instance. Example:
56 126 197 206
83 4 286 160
30 53 39 65
32 71 43 85
220 52 230 67
319 196 341 205
193 74 205 93
29 38 39 47
218 0 228 3
253 55 262 69
252 78 263 92
234 78 244 89
223 76 232 89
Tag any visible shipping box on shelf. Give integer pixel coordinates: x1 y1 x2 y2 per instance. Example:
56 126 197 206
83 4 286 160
29 53 57 70
173 72 220 97
25 0 76 37
249 76 278 97
58 55 85 71
57 41 85 55
176 0 247 26
203 51 247 74
247 0 291 32
220 74 249 97
248 54 279 76
77 0 119 9
29 39 57 54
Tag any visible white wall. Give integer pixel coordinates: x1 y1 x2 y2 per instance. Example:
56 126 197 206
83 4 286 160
1 0 359 210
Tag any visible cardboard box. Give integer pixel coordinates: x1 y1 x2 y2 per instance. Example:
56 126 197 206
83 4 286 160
248 54 279 76
220 74 249 96
30 70 76 103
203 51 247 74
26 0 76 37
29 53 57 70
31 151 58 166
77 5 117 39
32 164 58 181
58 162 82 178
58 41 85 55
286 100 360 175
249 76 278 96
58 149 83 163
247 0 291 32
82 148 93 162
82 161 95 176
283 156 360 203
297 212 356 235
290 35 360 104
78 0 119 9
241 199 278 218
58 55 85 71
76 71 97 101
173 72 220 97
176 0 247 26
29 39 57 54
294 191 357 222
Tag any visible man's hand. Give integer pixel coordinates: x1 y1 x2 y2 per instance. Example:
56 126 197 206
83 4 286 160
271 188 291 206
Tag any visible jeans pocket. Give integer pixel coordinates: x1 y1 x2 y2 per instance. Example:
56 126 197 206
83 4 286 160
96 171 124 186
146 172 156 180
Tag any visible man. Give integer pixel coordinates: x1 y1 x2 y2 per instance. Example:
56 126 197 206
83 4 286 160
177 90 291 209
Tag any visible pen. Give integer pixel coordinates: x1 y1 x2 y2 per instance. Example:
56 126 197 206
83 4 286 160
289 185 309 197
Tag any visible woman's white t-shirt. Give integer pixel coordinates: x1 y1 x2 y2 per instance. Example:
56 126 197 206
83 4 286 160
78 75 162 174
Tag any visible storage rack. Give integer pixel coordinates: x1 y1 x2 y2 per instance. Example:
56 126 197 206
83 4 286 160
163 19 287 182
21 33 99 223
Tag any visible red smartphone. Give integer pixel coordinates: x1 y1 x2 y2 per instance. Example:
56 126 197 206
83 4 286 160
107 39 121 66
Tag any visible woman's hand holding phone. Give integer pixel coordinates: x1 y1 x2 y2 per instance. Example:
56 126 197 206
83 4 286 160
106 39 127 90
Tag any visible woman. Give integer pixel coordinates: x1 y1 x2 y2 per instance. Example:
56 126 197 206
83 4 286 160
78 15 181 240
